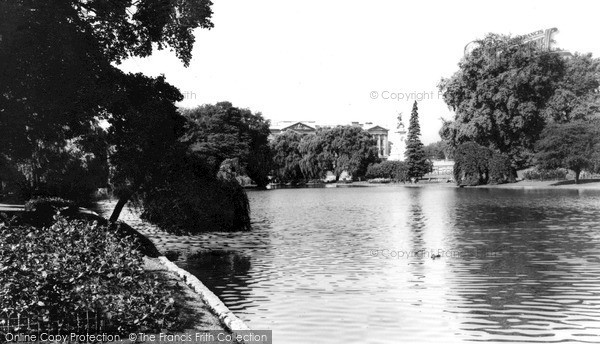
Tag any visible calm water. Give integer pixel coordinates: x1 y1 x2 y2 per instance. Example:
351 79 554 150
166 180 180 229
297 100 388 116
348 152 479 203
162 186 600 343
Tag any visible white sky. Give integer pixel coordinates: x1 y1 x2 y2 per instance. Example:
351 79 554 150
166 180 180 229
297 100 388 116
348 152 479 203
117 0 600 144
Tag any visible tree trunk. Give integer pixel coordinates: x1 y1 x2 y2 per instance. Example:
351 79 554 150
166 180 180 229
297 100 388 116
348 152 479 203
109 195 130 222
574 170 580 184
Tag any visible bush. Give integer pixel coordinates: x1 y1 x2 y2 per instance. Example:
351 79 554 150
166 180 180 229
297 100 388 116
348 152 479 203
453 142 515 185
488 153 515 184
366 161 408 181
367 178 392 184
23 197 78 227
523 168 567 180
140 156 251 235
453 142 491 186
0 217 178 336
24 197 76 212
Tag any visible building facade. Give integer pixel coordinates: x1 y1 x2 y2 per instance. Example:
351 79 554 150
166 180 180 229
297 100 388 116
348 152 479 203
269 121 392 159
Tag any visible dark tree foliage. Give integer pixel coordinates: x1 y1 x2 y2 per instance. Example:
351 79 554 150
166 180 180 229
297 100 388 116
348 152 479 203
271 126 378 183
140 155 251 234
488 152 515 185
534 120 600 184
108 87 253 231
453 142 492 186
366 161 408 182
0 0 252 233
439 33 568 168
107 74 186 222
181 102 272 188
70 0 214 66
453 142 514 186
0 1 115 198
319 126 379 180
270 131 306 183
405 102 432 180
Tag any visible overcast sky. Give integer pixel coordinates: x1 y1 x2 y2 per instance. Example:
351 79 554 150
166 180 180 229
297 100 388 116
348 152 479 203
117 0 600 144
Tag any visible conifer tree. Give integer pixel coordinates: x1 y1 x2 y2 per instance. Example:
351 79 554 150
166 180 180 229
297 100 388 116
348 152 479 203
405 101 431 181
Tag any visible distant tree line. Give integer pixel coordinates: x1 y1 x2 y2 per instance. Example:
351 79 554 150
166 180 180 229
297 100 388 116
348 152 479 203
439 33 600 185
270 126 379 183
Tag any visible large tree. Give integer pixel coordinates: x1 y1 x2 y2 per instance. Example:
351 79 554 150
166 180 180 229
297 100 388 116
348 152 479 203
0 1 115 193
106 74 186 222
181 102 272 188
543 53 600 123
270 126 379 183
298 133 333 180
1 0 228 226
317 126 379 180
534 120 600 184
0 0 214 162
439 33 567 168
270 131 306 183
404 102 431 181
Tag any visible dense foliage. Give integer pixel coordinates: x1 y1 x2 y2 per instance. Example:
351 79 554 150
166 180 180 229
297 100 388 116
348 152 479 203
366 161 408 182
534 120 600 183
423 141 453 160
404 102 432 180
270 126 379 183
139 155 251 234
181 102 272 188
270 131 306 183
0 1 253 233
105 73 186 222
453 142 514 186
439 33 600 169
523 168 568 181
22 197 78 227
0 217 179 335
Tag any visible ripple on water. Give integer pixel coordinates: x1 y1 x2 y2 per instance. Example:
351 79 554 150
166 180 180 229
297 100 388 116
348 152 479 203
98 187 600 343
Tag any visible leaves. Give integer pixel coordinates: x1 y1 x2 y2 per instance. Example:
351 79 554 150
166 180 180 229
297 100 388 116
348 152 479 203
271 126 379 183
405 102 431 180
534 120 600 182
0 217 179 333
439 33 573 167
181 102 273 187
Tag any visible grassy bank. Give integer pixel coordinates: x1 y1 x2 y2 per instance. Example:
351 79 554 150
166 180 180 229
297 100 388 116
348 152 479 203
474 179 600 190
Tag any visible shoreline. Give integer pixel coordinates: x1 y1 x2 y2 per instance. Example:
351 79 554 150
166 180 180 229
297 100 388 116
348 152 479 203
264 179 600 190
473 179 600 190
95 201 252 340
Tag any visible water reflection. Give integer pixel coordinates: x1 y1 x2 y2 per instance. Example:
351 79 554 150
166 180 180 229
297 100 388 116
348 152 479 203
445 189 600 342
177 251 253 311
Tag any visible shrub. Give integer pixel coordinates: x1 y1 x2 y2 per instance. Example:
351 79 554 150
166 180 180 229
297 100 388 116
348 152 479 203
367 178 392 184
523 168 567 180
366 161 408 182
453 142 491 186
0 217 179 336
140 156 251 235
24 197 76 212
23 197 78 227
488 153 515 184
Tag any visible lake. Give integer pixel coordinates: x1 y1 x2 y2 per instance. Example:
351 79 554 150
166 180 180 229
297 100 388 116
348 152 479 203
158 186 600 343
